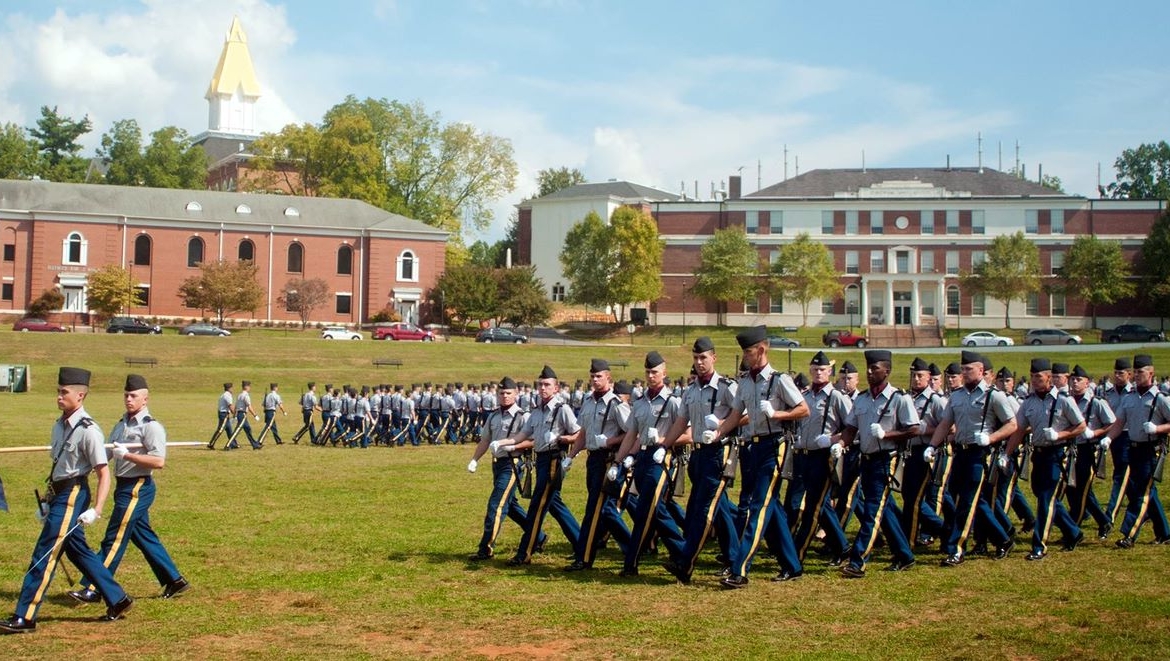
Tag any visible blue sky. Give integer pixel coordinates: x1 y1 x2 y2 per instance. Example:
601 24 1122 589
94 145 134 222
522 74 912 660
1 0 1167 242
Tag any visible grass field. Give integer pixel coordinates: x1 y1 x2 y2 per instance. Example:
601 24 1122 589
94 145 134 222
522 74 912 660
1 332 1169 659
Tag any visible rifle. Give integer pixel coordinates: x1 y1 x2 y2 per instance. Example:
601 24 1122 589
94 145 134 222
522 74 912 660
1017 436 1033 482
1154 438 1168 484
721 437 740 489
668 446 689 499
1065 441 1078 489
34 488 75 586
889 445 908 493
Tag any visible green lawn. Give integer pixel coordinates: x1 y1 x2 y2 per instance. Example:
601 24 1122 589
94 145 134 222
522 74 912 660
1 332 1168 659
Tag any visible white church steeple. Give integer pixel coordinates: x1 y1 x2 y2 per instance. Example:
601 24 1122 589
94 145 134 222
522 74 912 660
205 16 261 135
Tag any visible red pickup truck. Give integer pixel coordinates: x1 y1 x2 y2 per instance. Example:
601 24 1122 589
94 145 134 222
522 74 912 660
822 330 867 348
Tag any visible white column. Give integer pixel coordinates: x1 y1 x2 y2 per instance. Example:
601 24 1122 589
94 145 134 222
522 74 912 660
859 278 868 326
911 280 921 325
937 280 946 326
884 281 894 326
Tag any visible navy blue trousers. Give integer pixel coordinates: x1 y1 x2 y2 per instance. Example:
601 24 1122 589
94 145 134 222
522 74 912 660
575 451 631 566
514 452 580 562
80 476 181 590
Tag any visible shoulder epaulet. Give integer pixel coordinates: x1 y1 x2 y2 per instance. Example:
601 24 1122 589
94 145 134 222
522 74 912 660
78 417 95 428
719 376 734 386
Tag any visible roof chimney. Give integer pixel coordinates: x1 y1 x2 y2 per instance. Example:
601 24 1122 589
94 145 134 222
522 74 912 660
728 175 741 200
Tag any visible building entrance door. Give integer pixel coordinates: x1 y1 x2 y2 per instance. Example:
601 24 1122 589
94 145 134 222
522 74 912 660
893 291 912 325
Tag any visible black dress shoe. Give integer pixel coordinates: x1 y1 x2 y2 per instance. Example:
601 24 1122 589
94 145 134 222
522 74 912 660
1020 520 1036 535
1098 522 1113 540
719 575 748 589
563 560 591 572
100 596 133 622
662 560 691 585
468 551 493 561
1116 537 1134 549
940 553 964 567
68 588 102 604
884 558 916 572
1025 551 1046 561
162 578 190 599
533 537 548 554
506 556 530 566
827 553 849 568
971 543 988 557
1061 532 1085 552
994 540 1015 560
915 534 934 547
0 616 35 634
771 569 802 582
1155 535 1170 545
618 567 639 577
712 566 732 578
840 563 866 578
714 553 728 565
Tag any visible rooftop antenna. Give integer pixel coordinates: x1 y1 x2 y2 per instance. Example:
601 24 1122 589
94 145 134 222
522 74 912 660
998 141 1003 171
694 180 699 199
783 144 789 180
862 149 866 173
946 154 950 171
757 159 762 191
1015 140 1021 177
977 132 983 173
795 155 800 177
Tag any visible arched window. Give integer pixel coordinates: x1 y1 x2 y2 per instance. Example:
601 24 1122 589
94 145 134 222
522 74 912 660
133 234 152 266
187 237 205 267
287 242 304 273
397 250 416 282
238 239 255 262
62 231 87 265
337 245 353 275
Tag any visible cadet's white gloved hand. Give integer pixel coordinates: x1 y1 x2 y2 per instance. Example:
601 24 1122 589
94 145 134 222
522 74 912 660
561 456 573 473
1042 427 1059 442
489 440 502 454
652 447 666 464
254 415 260 421
1144 421 1159 435
594 434 608 447
1099 437 1111 451
78 509 99 526
112 442 129 460
975 431 991 446
701 430 717 444
646 428 659 443
830 444 844 460
34 501 48 524
622 455 635 469
759 400 776 418
923 446 937 464
996 453 1010 471
869 423 885 440
467 459 478 473
1081 427 1095 440
545 431 558 446
814 434 832 449
606 465 620 482
704 414 720 431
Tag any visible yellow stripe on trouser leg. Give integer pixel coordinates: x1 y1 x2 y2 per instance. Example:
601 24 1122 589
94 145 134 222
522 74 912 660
24 486 81 620
103 478 144 568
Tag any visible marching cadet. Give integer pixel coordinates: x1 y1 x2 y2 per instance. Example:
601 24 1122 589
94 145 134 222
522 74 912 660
1067 365 1116 539
833 361 863 529
292 382 320 445
989 367 1037 545
232 380 261 450
356 387 374 448
713 326 808 588
501 366 582 566
564 359 633 572
317 384 334 445
899 357 948 549
208 381 235 449
1106 354 1170 547
481 382 498 428
1052 363 1071 395
257 383 288 445
1003 358 1086 560
0 367 133 634
662 337 739 584
929 363 944 394
925 351 1018 567
398 385 419 446
787 351 851 567
1104 358 1135 528
614 351 686 577
834 350 920 577
466 376 546 560
68 374 189 605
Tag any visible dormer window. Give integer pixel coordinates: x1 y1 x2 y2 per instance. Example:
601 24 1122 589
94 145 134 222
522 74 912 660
236 204 252 214
185 201 202 212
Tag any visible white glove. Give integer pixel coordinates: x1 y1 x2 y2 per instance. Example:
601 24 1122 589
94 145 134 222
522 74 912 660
652 447 666 464
996 453 1010 471
545 430 558 446
254 415 260 421
646 427 659 442
923 446 937 464
759 400 776 418
1081 427 1095 440
78 508 99 526
622 455 634 469
1099 437 1111 451
561 456 573 473
830 444 844 460
594 434 608 447
975 431 991 446
704 414 720 431
488 440 502 454
35 501 48 524
869 423 885 440
112 442 129 460
606 465 620 482
814 434 832 449
467 459 478 473
1042 427 1058 442
1144 421 1158 435
701 430 717 444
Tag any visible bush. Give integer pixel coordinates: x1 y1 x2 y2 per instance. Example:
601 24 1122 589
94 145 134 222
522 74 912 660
370 306 402 324
28 288 64 317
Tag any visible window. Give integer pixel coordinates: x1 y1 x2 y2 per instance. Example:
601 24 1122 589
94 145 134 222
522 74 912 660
768 211 783 234
973 293 986 316
187 237 204 267
921 251 935 273
1051 293 1066 316
63 232 87 265
1026 292 1040 316
845 251 859 274
1025 210 1039 233
845 211 859 234
238 239 254 262
921 290 935 316
397 250 416 281
821 211 834 234
946 211 959 234
133 234 151 266
287 243 304 273
336 293 352 315
135 286 150 307
946 285 960 316
769 294 783 314
551 283 565 302
972 210 985 235
870 250 885 273
821 299 834 314
920 210 934 235
185 201 202 212
895 250 909 274
972 251 986 268
1051 209 1064 233
745 211 759 234
946 251 959 275
744 296 759 314
1051 250 1065 275
870 211 884 234
5 243 16 261
0 282 11 300
769 249 779 265
236 204 252 215
337 245 353 275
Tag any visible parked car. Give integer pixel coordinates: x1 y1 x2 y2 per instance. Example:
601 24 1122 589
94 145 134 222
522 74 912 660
961 331 1014 347
475 327 528 344
107 316 162 334
1101 324 1166 343
768 335 801 348
13 318 66 332
181 322 231 337
373 322 435 341
1024 328 1082 345
822 329 867 348
321 326 363 340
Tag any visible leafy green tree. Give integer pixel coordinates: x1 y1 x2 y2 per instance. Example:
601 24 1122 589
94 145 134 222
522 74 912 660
537 166 586 197
609 206 664 322
1139 209 1170 317
0 122 39 179
278 277 331 329
28 105 92 182
435 263 499 331
139 126 207 189
767 232 842 325
1107 141 1170 200
691 226 760 326
178 260 266 326
467 240 505 268
98 119 145 185
560 210 616 311
497 265 552 329
246 122 327 196
85 264 143 319
1055 236 1135 328
27 288 64 318
961 231 1040 328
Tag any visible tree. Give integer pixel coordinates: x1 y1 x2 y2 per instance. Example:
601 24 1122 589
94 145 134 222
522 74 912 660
246 122 328 196
466 240 504 268
138 126 207 189
691 226 760 326
85 264 143 319
1139 209 1170 317
98 119 145 186
28 105 92 182
435 263 499 330
0 122 39 179
27 288 64 318
178 260 266 326
767 232 842 325
1055 235 1135 328
278 277 330 329
537 166 586 197
1106 141 1170 200
961 231 1040 328
608 206 664 322
560 210 616 312
497 265 552 329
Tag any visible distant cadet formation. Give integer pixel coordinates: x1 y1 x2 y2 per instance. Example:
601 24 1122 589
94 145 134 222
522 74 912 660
461 327 1170 589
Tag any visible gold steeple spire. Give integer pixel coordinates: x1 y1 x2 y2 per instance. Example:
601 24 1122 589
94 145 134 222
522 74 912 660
206 16 261 100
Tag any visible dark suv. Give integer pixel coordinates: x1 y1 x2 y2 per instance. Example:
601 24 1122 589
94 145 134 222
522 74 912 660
1101 324 1165 343
107 317 162 334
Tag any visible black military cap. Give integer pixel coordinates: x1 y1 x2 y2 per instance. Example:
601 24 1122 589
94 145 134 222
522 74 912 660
960 350 982 366
423 381 431 388
324 384 333 390
410 383 419 389
455 382 463 389
1114 357 1132 371
1029 357 1051 373
839 361 858 374
124 374 148 391
736 325 767 349
692 336 715 353
59 367 91 386
982 355 993 371
910 357 930 372
242 380 251 387
614 380 632 396
794 373 810 389
360 386 369 395
307 382 315 389
644 351 665 369
997 366 1014 379
1072 365 1090 379
1052 363 1070 375
1134 354 1154 369
864 349 892 365
945 362 961 376
270 382 278 389
590 358 610 373
223 382 233 390
810 350 832 367
539 365 557 380
928 363 941 376
499 376 518 390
